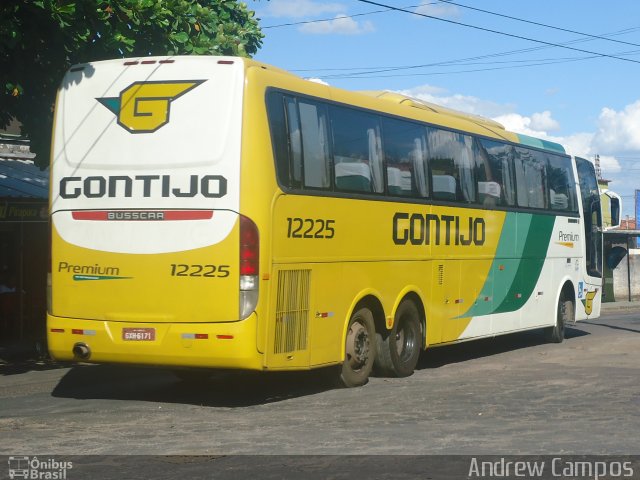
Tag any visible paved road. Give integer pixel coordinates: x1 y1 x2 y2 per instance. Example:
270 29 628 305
1 312 639 456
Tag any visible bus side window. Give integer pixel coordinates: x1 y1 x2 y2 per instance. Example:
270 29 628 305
330 105 383 194
547 154 578 212
426 127 476 203
514 148 548 209
474 139 500 207
477 139 517 207
381 117 429 198
267 92 333 191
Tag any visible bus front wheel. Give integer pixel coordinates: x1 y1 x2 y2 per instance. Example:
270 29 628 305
340 307 376 387
375 299 421 377
545 296 573 343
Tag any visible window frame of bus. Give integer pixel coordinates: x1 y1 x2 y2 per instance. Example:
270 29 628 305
265 88 579 217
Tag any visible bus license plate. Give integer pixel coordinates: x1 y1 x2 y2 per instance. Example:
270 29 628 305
122 328 156 341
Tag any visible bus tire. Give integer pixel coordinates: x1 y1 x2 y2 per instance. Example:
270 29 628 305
545 296 572 343
375 299 421 377
340 307 376 387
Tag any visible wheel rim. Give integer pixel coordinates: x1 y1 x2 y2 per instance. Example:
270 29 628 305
346 319 371 371
395 316 417 363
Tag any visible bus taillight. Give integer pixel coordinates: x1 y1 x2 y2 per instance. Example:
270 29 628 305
239 215 259 319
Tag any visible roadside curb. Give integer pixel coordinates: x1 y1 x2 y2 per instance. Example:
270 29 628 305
601 302 640 314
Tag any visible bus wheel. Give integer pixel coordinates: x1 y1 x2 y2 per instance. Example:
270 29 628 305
375 299 421 377
545 295 573 343
340 307 376 387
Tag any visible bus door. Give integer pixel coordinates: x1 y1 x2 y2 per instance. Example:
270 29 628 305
575 157 603 318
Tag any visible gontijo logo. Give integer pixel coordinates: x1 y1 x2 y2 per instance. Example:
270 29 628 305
97 80 205 133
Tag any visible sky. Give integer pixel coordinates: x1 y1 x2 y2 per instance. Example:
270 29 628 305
252 0 640 219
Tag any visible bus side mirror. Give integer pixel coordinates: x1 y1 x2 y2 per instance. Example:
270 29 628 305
602 191 622 230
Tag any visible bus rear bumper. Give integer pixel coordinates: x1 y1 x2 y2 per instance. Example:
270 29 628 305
46 313 263 370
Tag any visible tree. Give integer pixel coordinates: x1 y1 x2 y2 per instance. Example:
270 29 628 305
0 0 264 168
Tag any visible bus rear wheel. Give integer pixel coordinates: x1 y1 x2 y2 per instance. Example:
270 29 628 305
545 295 573 343
375 299 421 377
340 307 376 387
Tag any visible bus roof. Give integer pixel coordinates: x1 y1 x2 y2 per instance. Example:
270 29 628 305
358 90 506 131
358 90 565 155
67 56 565 155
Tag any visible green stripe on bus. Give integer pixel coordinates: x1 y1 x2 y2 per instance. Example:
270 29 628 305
516 133 566 154
73 275 132 281
460 213 555 318
459 213 521 318
493 215 555 313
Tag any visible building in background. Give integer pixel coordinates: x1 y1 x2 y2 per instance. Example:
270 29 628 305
636 189 640 247
0 134 49 349
601 186 639 302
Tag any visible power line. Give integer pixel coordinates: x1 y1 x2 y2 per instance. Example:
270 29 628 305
262 2 432 29
319 57 575 78
438 0 640 49
291 26 640 77
316 56 592 79
314 46 640 79
356 0 640 66
262 7 390 29
269 0 640 77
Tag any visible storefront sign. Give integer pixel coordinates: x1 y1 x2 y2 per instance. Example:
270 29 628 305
0 201 47 222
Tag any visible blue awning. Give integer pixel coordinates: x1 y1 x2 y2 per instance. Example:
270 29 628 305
0 157 49 199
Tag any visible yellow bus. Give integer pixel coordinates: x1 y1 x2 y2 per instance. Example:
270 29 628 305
47 56 616 387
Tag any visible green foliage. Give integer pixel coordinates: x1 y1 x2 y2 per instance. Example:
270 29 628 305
0 0 264 168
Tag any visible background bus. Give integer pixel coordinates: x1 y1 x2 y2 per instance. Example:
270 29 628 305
47 56 616 387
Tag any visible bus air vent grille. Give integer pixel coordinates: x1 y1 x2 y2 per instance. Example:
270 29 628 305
438 264 444 285
274 269 311 354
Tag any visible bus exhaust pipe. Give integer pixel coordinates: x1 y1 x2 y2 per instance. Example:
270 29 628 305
72 343 91 360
